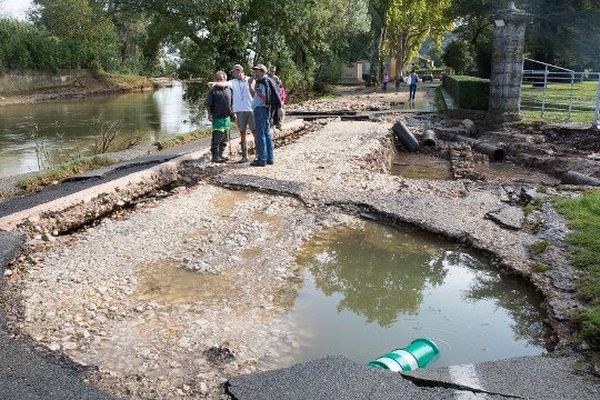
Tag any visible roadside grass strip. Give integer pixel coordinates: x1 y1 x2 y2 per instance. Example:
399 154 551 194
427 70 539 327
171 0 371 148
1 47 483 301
18 156 115 192
555 191 600 347
155 129 212 150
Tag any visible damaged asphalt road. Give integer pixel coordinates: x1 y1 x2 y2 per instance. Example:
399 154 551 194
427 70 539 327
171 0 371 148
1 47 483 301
0 109 599 399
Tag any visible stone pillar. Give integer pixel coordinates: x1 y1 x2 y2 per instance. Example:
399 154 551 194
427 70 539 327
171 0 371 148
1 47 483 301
488 2 531 120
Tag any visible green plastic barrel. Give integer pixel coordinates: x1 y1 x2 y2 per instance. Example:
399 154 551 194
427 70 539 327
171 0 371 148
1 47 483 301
368 338 440 372
403 338 440 368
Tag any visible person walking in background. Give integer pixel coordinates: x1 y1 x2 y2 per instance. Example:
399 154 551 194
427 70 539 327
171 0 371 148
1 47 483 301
205 71 233 163
382 71 390 91
250 64 274 167
407 69 419 101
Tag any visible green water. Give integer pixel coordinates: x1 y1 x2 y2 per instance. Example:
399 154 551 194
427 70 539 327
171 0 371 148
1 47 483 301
0 82 207 177
275 221 549 368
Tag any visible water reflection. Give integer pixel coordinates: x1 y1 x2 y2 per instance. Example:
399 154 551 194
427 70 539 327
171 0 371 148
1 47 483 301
0 82 208 177
280 222 549 368
299 223 448 326
465 273 548 348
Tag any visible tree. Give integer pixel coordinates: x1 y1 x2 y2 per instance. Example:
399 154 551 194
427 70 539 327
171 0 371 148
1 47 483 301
523 0 600 70
446 0 600 73
367 0 391 84
31 0 120 70
109 0 370 88
442 40 475 74
383 0 453 73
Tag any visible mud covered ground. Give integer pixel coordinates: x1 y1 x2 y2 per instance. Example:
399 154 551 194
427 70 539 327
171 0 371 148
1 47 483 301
2 88 599 398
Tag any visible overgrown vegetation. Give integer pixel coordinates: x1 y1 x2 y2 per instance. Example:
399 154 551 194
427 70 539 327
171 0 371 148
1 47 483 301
0 17 107 72
18 156 115 192
523 198 543 216
554 191 600 348
529 240 550 256
530 262 550 273
155 129 212 151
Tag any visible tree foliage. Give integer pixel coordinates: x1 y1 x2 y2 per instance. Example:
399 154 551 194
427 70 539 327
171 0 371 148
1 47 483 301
442 40 475 74
31 0 121 70
108 0 371 89
446 0 600 74
383 0 452 72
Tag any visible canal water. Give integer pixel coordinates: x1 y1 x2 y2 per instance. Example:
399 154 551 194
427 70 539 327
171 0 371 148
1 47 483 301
273 221 549 369
0 82 207 177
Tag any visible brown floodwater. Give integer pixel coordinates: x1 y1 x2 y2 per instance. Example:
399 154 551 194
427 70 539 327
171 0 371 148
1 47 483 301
136 259 236 306
0 82 208 177
391 153 452 180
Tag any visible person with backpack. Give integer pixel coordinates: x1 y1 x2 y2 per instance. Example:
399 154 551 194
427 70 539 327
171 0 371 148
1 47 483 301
407 69 419 101
205 71 234 163
269 65 286 128
250 64 281 167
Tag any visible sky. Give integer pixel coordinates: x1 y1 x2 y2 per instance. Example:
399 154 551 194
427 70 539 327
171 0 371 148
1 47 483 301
0 0 33 20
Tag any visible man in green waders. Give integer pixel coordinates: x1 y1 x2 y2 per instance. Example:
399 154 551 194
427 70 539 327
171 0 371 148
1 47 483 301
206 71 234 163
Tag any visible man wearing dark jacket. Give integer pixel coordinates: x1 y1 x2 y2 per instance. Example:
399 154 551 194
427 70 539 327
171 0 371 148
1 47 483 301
206 71 234 163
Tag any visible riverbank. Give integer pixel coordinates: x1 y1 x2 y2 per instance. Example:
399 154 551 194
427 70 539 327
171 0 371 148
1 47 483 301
0 71 157 107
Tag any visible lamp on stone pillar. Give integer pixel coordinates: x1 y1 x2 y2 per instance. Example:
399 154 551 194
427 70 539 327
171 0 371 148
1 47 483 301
488 1 531 121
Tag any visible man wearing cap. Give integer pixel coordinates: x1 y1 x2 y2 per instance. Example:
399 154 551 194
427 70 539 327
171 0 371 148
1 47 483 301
206 71 234 163
250 64 274 167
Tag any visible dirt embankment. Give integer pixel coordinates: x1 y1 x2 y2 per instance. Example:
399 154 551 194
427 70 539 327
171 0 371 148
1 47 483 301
0 71 157 107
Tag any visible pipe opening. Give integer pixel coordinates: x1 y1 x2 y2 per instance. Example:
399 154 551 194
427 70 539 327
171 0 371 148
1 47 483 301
492 149 507 162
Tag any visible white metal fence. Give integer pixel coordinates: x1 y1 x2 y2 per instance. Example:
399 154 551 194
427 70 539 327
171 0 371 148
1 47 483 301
520 58 600 127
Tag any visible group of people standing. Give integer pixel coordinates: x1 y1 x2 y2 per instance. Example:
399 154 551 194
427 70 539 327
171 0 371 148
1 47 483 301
382 69 419 102
205 64 285 166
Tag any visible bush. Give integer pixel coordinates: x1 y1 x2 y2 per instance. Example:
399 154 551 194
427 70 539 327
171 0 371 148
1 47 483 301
0 17 119 72
442 75 490 110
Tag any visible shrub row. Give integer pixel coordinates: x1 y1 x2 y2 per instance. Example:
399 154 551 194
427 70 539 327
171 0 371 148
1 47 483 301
0 18 117 72
442 75 490 111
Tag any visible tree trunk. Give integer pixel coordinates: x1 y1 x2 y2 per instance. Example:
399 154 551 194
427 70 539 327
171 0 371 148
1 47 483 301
368 1 388 85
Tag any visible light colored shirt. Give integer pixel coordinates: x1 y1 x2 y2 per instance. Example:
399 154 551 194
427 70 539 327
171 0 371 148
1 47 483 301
407 73 419 85
228 77 253 113
251 79 268 109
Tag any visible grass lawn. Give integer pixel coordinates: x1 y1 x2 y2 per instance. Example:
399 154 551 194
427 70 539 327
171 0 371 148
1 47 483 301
554 191 600 348
521 81 599 123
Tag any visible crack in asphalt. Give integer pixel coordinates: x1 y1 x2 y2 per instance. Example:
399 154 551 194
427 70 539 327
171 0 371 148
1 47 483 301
400 374 524 399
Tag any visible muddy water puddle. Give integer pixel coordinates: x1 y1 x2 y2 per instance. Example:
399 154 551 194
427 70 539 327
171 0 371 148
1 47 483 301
136 259 236 305
272 221 549 368
391 153 452 180
475 162 559 185
211 189 251 216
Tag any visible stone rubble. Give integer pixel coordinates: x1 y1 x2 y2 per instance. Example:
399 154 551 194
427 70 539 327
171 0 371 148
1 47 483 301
2 91 592 399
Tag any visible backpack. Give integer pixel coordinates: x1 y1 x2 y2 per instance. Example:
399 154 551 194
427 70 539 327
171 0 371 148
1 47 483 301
265 77 282 109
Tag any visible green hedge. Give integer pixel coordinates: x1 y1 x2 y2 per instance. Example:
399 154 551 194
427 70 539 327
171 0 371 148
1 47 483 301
0 18 115 72
442 75 490 110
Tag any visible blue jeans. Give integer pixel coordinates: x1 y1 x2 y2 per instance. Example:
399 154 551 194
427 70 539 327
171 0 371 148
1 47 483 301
409 84 417 100
253 106 273 163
